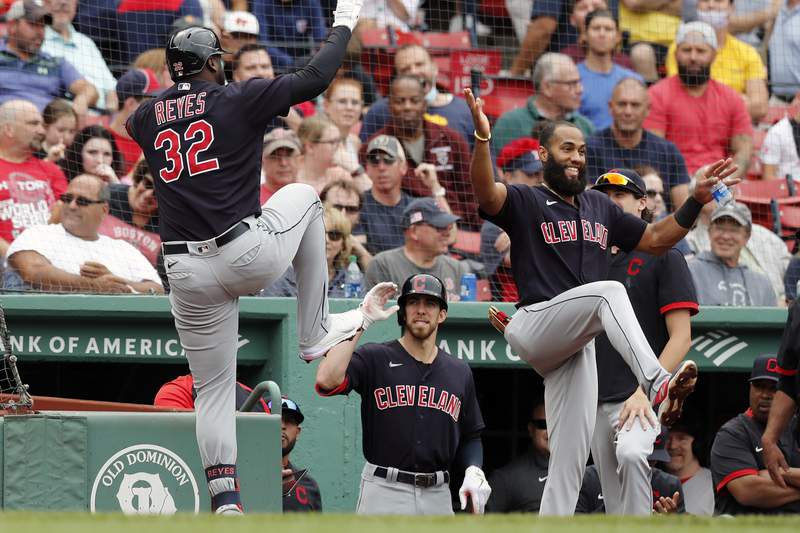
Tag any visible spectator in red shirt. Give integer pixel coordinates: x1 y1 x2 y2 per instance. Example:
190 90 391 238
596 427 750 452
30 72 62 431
360 76 478 230
644 22 752 180
0 99 68 255
260 129 301 205
108 68 161 176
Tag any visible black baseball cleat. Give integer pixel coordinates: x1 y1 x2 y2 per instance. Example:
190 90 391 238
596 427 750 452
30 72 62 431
652 360 698 427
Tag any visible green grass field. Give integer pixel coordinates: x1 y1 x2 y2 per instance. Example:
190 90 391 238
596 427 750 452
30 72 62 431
2 513 800 533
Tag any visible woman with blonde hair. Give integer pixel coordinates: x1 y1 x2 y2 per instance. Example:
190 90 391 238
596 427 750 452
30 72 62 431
260 206 356 297
296 115 346 193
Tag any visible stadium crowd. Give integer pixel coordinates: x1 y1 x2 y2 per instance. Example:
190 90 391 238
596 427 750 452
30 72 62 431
1 0 799 303
1 0 800 517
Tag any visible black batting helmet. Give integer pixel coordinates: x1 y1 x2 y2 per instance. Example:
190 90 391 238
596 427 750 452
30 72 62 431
397 274 448 326
166 26 228 81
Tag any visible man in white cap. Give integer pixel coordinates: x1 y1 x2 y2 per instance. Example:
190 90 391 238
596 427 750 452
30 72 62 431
644 21 752 182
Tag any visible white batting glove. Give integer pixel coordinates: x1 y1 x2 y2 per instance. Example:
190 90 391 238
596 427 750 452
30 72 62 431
459 465 491 514
359 282 399 330
332 0 364 31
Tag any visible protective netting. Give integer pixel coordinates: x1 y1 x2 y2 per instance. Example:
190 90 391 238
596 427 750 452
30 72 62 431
0 0 797 305
0 302 33 411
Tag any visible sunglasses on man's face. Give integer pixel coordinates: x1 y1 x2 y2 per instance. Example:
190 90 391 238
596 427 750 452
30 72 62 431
366 153 396 166
326 230 344 241
60 193 105 207
530 418 547 430
332 203 359 214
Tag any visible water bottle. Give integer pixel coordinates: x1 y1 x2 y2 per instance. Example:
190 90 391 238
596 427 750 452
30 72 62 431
711 181 734 206
460 273 477 302
344 255 363 298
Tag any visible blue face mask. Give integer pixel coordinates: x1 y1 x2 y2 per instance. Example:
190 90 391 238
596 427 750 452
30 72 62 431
424 83 438 105
697 9 729 29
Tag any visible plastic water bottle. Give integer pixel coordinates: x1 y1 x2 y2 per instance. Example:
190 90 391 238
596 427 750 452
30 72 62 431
711 181 734 206
460 273 477 301
344 255 363 298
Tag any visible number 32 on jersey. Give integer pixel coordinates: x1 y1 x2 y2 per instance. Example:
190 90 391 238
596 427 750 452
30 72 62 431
153 119 219 182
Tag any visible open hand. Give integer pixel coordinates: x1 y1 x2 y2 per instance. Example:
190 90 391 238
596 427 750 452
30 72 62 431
463 88 491 140
617 387 657 431
653 491 680 514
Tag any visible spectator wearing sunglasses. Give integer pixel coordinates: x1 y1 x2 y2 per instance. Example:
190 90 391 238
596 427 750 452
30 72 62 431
260 129 302 205
365 197 468 300
96 159 161 266
262 206 355 298
276 397 323 512
297 115 350 195
321 179 372 270
486 400 550 513
357 135 413 256
588 168 697 515
4 174 162 293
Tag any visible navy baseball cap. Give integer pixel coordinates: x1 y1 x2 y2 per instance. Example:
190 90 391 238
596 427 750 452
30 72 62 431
268 396 304 424
402 197 460 229
749 354 781 383
593 168 646 198
648 426 671 463
117 68 161 101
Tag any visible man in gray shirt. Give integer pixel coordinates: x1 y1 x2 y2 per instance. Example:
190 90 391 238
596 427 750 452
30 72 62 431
688 203 777 306
365 197 468 300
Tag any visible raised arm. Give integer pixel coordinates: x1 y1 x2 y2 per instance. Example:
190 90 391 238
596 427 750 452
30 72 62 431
464 88 507 216
286 0 364 104
635 158 739 255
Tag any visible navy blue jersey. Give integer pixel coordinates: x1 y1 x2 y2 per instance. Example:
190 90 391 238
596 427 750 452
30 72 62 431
480 185 648 306
317 340 485 472
711 412 800 515
595 249 698 403
127 77 292 242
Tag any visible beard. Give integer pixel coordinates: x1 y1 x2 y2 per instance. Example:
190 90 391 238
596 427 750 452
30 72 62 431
677 63 711 87
282 435 296 457
542 156 586 196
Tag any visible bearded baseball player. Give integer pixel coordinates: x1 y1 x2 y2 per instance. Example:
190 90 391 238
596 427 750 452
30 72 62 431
125 2 366 514
315 275 491 515
465 87 739 516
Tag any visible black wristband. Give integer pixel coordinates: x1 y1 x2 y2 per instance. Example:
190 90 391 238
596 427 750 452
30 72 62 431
674 196 704 229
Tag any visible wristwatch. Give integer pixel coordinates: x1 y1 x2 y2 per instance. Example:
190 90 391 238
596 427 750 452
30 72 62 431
432 187 447 198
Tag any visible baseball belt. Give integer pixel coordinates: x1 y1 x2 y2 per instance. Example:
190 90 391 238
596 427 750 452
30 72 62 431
373 466 449 488
162 221 250 256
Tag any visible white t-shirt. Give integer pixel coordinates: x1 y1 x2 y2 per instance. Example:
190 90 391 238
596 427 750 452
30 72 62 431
761 117 800 181
360 0 420 31
6 223 161 286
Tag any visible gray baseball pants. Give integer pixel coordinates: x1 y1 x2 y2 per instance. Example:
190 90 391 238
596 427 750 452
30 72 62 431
503 280 671 516
356 462 453 515
164 183 329 469
592 400 659 515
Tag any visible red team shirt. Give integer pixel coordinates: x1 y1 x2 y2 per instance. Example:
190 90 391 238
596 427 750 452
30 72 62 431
0 156 68 242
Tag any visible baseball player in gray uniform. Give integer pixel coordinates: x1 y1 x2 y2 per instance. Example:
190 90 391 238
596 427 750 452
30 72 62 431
126 2 365 514
465 88 739 515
